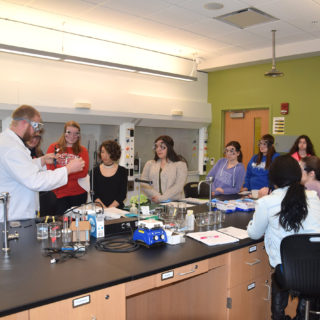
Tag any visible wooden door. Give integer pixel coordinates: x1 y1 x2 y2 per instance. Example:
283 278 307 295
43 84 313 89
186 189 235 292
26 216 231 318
224 109 269 168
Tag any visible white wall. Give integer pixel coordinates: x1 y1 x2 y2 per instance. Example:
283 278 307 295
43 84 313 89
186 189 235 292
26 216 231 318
0 52 211 128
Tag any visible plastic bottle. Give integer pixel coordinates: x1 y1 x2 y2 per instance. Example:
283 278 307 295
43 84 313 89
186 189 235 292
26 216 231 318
130 203 138 214
186 210 195 231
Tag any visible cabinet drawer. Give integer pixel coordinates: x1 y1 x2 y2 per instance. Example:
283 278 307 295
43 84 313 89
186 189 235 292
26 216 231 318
229 242 269 287
126 274 156 297
208 253 227 270
29 284 125 320
155 260 208 287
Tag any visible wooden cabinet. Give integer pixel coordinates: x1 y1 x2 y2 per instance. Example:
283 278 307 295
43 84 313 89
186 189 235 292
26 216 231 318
29 284 125 320
2 242 273 320
227 243 272 320
126 255 228 320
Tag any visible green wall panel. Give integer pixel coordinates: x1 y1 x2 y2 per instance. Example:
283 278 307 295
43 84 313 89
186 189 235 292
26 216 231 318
207 55 320 169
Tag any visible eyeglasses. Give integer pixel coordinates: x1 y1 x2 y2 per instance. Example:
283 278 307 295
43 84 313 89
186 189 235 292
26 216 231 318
258 140 269 147
153 143 167 151
65 131 80 137
224 148 237 154
14 118 44 132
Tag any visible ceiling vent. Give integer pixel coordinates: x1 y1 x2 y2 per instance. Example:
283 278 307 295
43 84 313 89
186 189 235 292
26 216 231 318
215 7 278 29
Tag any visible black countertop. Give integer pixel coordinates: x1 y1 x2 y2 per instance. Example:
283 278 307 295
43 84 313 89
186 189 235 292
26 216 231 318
0 208 259 317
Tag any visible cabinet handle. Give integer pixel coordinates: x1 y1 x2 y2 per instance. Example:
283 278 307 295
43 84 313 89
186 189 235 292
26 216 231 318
105 294 110 300
91 316 97 320
246 258 261 266
178 264 198 276
264 282 271 301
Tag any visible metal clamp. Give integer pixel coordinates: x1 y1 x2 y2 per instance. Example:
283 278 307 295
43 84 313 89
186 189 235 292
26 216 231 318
0 192 10 252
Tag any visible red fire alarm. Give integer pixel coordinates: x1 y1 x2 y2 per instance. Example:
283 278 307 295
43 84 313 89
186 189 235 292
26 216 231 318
280 102 289 115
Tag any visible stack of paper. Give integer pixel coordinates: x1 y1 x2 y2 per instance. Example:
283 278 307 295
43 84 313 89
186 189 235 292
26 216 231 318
181 198 208 205
218 226 249 240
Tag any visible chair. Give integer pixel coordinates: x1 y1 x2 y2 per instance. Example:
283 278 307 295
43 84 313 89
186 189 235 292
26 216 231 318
183 181 210 199
184 182 199 198
280 234 320 320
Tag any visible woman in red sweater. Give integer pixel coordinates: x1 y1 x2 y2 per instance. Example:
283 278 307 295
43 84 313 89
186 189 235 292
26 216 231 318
45 121 89 215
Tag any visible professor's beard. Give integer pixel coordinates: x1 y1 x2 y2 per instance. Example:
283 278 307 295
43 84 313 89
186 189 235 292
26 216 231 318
22 129 33 143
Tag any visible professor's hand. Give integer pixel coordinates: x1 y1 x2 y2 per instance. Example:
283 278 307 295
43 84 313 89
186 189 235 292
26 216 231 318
66 158 85 174
41 153 56 166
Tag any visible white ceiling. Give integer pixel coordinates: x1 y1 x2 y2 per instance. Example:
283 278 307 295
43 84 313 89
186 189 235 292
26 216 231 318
2 0 320 71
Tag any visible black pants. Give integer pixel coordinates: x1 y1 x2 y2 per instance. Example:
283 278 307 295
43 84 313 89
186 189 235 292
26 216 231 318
40 191 88 216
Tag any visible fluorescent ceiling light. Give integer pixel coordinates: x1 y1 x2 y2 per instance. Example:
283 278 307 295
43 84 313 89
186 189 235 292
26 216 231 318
0 44 196 82
0 48 60 60
139 71 194 81
64 59 135 72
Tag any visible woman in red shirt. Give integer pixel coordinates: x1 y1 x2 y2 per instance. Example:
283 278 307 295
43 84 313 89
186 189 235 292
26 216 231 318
45 121 89 215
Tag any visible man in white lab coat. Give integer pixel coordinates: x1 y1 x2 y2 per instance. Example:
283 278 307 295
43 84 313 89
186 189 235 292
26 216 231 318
0 105 85 221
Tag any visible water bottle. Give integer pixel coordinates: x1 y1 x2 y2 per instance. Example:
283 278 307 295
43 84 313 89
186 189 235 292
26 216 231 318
186 210 195 231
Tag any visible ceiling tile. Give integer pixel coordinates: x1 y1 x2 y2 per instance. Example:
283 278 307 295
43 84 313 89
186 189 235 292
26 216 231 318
147 5 204 27
178 0 247 18
93 0 169 17
185 17 240 37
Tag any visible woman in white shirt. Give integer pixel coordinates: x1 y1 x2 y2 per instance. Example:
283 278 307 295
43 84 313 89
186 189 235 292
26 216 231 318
141 135 187 203
247 155 320 320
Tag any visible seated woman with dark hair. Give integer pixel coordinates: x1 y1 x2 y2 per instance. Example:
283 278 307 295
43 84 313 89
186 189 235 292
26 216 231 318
206 141 245 196
301 155 320 198
141 135 187 203
91 140 128 209
243 133 280 198
289 134 316 162
247 155 320 320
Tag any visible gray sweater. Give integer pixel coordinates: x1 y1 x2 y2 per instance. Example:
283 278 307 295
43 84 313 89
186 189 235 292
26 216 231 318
141 159 187 202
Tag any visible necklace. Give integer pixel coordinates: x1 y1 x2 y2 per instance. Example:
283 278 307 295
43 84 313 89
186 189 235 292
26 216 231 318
103 162 114 169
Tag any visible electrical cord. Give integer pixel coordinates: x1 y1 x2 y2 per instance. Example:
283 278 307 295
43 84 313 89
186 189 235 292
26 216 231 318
63 201 104 215
95 235 140 253
43 247 86 264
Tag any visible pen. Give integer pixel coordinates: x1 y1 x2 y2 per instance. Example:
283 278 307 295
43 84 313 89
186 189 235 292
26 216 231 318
200 235 220 239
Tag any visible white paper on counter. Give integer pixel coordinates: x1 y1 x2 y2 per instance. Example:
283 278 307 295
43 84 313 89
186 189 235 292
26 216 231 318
187 230 239 246
218 226 249 240
103 207 127 219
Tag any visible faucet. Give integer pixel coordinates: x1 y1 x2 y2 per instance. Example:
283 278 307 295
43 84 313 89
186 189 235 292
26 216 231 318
0 192 10 252
198 177 213 212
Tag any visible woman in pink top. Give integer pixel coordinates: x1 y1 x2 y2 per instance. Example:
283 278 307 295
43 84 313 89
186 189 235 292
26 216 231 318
289 135 316 162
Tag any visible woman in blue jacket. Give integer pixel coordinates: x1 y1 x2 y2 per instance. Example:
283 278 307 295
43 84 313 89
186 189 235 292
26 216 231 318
243 134 279 194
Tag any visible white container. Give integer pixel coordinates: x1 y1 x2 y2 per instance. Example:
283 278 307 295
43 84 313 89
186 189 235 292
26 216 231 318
186 210 195 231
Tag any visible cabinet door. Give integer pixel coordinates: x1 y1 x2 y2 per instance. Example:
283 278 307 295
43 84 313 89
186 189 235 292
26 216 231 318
29 284 125 320
127 264 228 320
228 274 271 320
